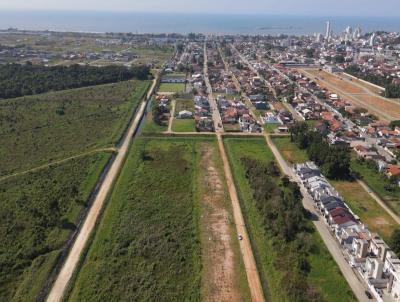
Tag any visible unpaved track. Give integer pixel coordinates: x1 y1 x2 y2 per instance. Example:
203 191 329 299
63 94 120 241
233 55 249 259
217 134 265 302
46 78 156 302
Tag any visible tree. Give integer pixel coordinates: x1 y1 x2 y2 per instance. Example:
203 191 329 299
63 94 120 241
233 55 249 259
390 229 400 256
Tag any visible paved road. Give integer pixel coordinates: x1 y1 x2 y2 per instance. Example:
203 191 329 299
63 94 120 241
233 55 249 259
217 134 265 302
204 43 224 133
265 134 372 302
46 77 158 302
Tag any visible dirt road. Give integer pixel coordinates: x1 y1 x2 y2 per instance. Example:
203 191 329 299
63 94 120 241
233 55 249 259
46 79 156 302
166 99 176 133
217 134 265 302
265 134 372 302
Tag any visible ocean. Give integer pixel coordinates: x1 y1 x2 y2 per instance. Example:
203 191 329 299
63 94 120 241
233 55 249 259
0 11 399 35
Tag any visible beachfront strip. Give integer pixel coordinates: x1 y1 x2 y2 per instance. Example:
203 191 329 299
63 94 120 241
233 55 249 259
295 162 400 302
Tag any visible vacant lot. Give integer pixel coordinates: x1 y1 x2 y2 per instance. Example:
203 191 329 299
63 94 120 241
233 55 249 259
175 98 195 114
351 158 400 214
172 119 196 132
272 136 308 164
224 138 355 302
130 47 174 68
301 69 400 121
0 80 149 176
331 180 397 241
159 83 185 93
67 138 204 301
0 152 111 302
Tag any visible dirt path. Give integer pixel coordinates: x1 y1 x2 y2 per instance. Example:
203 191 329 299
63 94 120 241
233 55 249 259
166 99 176 133
0 147 116 183
199 144 243 302
46 78 157 302
217 134 265 302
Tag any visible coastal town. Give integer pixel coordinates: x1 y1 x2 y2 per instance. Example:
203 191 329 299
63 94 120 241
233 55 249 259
1 18 400 302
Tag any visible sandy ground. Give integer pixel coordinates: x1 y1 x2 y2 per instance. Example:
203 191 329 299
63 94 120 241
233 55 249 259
199 144 242 302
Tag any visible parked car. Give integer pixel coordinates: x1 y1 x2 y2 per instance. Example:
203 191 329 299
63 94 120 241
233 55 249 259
365 291 373 299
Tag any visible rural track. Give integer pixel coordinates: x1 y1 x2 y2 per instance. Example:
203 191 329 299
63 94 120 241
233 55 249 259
217 134 265 302
0 147 117 182
46 76 158 302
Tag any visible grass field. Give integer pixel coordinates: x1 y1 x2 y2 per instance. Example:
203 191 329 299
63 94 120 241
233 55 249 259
351 158 400 214
172 119 196 132
0 152 112 302
159 83 185 93
130 47 174 68
272 136 308 164
263 124 278 133
0 80 149 176
141 111 167 134
67 138 203 301
175 98 195 114
224 137 356 302
331 180 397 241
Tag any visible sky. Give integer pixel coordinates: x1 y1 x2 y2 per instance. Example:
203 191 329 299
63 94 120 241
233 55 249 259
0 0 398 17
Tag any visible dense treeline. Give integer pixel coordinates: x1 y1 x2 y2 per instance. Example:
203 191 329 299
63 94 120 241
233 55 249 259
345 65 400 98
290 122 351 179
0 62 150 99
241 157 323 301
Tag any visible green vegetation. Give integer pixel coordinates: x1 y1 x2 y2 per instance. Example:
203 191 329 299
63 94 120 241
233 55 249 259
175 98 194 114
159 83 185 93
172 119 196 132
273 136 398 241
263 123 278 133
0 80 150 176
351 157 400 214
272 136 308 163
141 112 167 134
290 122 351 179
67 138 202 301
130 47 174 68
0 152 112 302
224 138 355 302
0 63 150 99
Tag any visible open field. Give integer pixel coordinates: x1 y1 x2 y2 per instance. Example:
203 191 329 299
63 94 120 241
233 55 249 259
331 180 397 241
263 124 278 133
224 137 355 302
141 111 167 134
300 69 400 121
159 83 185 93
272 136 308 164
66 138 206 301
172 119 197 132
0 152 111 302
129 47 174 68
0 80 149 176
341 73 384 95
351 157 400 214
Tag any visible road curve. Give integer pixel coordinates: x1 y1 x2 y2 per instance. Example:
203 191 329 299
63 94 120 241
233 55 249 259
217 134 265 302
46 78 157 302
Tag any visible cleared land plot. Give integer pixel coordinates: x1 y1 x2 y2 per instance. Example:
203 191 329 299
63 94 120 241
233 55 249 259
159 83 185 93
302 69 365 94
172 119 196 132
351 158 400 214
341 74 384 95
300 69 400 121
141 111 167 134
198 143 249 302
130 47 174 68
67 138 203 301
0 80 149 176
0 152 111 302
331 180 397 241
224 138 355 302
